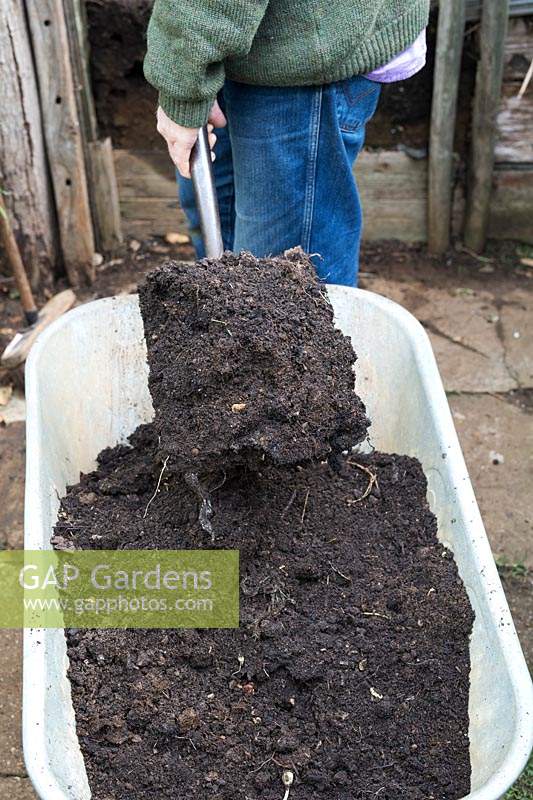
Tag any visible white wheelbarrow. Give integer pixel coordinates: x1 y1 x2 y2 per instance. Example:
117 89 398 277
23 289 533 800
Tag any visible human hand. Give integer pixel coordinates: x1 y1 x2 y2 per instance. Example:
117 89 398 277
156 100 227 179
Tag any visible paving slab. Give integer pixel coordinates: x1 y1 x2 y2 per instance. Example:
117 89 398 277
0 422 25 550
0 630 25 778
0 392 26 426
449 393 533 568
501 573 533 670
364 277 518 393
0 778 35 800
499 287 533 388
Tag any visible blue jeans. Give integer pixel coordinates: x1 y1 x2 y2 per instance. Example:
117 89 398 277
178 76 381 287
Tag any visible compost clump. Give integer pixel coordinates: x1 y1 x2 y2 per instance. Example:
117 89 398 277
55 249 474 800
138 249 369 473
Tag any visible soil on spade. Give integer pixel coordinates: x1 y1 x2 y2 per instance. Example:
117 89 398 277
57 423 473 800
138 250 369 475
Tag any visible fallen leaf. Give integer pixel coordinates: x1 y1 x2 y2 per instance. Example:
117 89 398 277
129 239 141 252
165 232 190 245
0 385 13 406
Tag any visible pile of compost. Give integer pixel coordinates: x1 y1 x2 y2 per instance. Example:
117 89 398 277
56 250 474 800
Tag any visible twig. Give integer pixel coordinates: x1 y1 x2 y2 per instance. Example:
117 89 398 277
249 754 274 774
517 57 533 100
329 562 352 582
282 489 297 518
300 489 310 524
211 318 233 336
176 736 197 750
346 461 378 504
143 456 169 518
209 469 227 493
455 242 493 263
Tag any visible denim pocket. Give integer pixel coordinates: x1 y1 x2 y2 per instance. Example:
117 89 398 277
335 75 381 133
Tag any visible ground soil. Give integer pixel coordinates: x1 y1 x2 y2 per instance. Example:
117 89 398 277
138 251 369 474
86 0 157 150
58 423 473 800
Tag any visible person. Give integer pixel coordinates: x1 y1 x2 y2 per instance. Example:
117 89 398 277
144 1 429 286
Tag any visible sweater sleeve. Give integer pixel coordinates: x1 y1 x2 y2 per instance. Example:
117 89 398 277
144 0 270 127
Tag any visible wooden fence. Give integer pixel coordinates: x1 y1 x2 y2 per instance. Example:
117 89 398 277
0 0 122 288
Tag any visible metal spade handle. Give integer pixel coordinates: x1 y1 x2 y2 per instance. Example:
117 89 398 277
190 126 224 258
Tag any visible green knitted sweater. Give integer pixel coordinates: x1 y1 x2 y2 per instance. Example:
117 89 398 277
144 0 429 128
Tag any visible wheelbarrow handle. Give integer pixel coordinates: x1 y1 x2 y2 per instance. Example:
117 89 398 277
190 125 224 259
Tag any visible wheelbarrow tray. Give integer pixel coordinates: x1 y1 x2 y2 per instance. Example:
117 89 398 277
23 288 533 800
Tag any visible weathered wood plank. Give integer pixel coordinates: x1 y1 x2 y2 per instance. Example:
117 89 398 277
63 0 98 140
357 153 428 241
428 0 466 254
87 138 124 250
26 0 95 284
489 167 533 243
114 150 177 198
63 0 123 251
464 0 510 252
502 17 533 83
113 148 533 244
120 197 184 220
118 202 187 241
495 19 533 164
495 85 533 163
0 0 58 287
114 149 432 242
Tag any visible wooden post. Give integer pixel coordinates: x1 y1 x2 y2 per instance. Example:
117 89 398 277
62 0 98 141
26 0 96 285
0 0 58 288
428 0 466 255
63 0 123 251
464 0 510 252
87 138 123 249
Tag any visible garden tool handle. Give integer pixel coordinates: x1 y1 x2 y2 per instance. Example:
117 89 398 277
0 192 38 326
191 126 224 258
